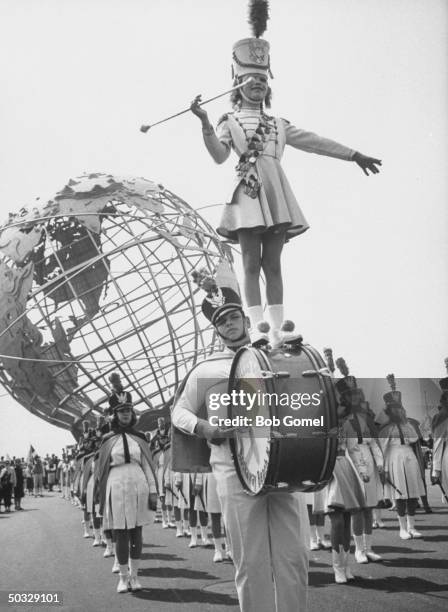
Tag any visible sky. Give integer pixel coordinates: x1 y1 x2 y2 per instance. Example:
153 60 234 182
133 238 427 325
0 0 447 457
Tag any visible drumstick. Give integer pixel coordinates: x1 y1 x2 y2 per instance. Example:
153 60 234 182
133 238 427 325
140 78 254 133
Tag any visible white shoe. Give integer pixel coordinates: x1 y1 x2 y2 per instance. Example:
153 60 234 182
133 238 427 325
377 520 385 528
92 530 101 547
200 527 212 546
225 548 233 561
310 539 320 551
320 536 332 550
332 549 347 584
213 549 224 563
112 558 120 573
342 550 355 581
168 521 176 528
364 534 382 561
116 574 129 594
104 545 114 558
128 559 142 591
407 516 422 538
250 322 270 348
398 515 411 539
353 536 368 563
188 527 198 548
128 576 142 592
83 530 90 538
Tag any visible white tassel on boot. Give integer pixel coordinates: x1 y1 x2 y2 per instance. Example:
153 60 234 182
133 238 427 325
213 537 224 562
332 547 347 584
188 526 198 548
200 526 212 546
116 564 129 593
353 535 368 563
128 558 142 591
398 515 411 539
364 534 382 561
406 515 422 538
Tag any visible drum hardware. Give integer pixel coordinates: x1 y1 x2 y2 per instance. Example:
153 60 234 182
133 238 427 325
302 368 332 378
260 370 290 379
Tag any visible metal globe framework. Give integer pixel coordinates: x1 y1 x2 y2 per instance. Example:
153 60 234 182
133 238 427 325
0 173 235 435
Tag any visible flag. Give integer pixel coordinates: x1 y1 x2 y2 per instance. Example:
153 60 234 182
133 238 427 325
27 444 37 463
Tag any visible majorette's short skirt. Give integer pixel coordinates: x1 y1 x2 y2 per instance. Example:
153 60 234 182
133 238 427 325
216 157 309 243
324 455 366 513
351 444 384 508
384 446 426 500
103 462 151 530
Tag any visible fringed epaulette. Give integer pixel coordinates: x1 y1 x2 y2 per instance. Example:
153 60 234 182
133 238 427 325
217 113 231 127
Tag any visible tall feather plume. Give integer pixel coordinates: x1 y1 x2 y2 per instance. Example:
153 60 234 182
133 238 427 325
335 357 349 377
248 0 270 38
386 373 395 390
323 347 335 374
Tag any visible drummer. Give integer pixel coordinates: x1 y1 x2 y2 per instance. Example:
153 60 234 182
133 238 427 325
171 277 309 612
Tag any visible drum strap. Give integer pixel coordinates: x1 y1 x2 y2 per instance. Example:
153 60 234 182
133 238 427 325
352 414 363 444
396 424 405 445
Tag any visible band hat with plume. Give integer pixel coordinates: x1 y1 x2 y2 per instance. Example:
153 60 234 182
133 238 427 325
383 373 402 405
334 357 358 396
192 267 243 326
232 1 272 79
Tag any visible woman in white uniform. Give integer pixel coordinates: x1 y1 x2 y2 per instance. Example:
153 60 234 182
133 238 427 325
189 1 381 347
379 400 425 539
96 397 157 593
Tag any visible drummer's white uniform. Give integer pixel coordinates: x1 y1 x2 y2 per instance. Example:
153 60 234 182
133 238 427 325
172 348 309 612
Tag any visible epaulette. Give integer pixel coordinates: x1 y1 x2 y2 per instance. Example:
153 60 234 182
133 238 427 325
217 113 231 127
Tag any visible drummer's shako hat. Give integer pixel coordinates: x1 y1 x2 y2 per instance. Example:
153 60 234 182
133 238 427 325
192 267 243 326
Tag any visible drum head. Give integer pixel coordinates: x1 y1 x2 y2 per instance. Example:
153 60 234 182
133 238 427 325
228 347 274 495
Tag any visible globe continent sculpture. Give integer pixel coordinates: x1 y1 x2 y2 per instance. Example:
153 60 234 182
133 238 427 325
0 173 235 436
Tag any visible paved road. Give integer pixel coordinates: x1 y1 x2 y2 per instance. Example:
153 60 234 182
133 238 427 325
0 486 447 612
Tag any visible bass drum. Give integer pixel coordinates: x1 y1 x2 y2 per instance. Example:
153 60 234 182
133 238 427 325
228 344 338 495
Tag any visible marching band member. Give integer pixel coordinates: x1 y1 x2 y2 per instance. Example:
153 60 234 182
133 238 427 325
172 278 309 612
379 379 426 540
431 383 448 499
95 389 158 593
190 0 381 347
341 383 384 563
324 365 367 584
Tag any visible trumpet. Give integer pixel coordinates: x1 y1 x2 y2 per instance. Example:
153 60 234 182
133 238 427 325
139 78 254 133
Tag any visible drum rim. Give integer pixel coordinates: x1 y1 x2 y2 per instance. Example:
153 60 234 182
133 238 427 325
228 346 277 496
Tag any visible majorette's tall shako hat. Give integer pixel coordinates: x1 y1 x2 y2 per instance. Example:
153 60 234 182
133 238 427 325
383 373 402 405
191 267 243 326
335 357 363 405
108 372 132 412
232 0 273 79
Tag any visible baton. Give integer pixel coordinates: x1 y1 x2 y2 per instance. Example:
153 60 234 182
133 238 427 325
140 78 254 133
179 488 188 505
384 475 403 497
